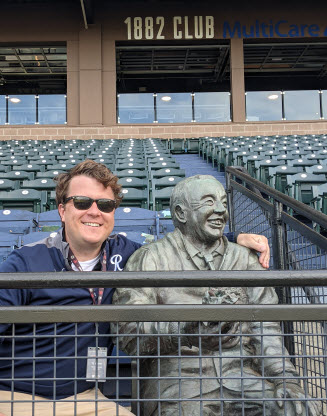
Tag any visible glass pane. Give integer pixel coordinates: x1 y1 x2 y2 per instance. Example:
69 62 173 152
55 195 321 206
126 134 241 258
19 55 44 61
246 91 282 121
8 95 35 125
284 90 320 120
194 92 230 122
0 96 5 125
118 94 154 124
321 91 327 119
157 93 192 123
38 95 66 124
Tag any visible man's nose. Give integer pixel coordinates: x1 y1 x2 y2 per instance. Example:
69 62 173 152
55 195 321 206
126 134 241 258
213 201 226 214
87 201 101 214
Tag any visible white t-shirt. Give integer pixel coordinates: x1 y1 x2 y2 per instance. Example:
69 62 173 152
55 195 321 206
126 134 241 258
71 253 101 271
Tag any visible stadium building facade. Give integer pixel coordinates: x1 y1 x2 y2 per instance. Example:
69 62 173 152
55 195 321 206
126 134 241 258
0 0 327 140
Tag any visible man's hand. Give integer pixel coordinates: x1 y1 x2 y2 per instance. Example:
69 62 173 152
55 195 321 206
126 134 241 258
236 233 270 269
275 382 322 416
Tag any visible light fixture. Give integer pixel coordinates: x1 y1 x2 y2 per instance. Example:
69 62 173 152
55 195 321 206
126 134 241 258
161 96 171 102
10 97 21 103
268 94 279 100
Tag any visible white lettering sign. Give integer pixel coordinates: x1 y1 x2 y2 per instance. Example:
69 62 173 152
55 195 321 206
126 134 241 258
124 16 214 40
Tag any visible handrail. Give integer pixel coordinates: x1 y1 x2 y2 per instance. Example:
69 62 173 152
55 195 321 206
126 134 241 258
0 304 326 323
0 270 326 288
226 166 327 229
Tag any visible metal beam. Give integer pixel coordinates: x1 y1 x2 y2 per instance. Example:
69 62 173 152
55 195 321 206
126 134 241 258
0 270 326 289
117 45 228 51
80 0 94 29
0 304 326 323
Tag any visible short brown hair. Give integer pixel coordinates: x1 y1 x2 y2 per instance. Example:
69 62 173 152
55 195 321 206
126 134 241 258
54 159 122 207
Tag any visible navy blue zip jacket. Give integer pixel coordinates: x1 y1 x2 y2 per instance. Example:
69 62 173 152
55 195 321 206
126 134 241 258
0 229 141 399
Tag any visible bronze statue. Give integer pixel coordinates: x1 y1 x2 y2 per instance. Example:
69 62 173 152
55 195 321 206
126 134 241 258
113 175 321 416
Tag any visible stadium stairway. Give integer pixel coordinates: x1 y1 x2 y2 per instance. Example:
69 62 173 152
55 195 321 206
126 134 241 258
172 154 226 188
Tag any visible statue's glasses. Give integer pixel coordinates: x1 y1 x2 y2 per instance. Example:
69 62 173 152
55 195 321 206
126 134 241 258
64 196 116 213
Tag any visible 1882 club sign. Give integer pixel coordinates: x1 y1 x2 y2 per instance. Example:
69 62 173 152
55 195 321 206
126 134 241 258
124 16 326 40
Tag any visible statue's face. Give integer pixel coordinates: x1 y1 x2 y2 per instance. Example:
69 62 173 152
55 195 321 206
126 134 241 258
184 179 228 244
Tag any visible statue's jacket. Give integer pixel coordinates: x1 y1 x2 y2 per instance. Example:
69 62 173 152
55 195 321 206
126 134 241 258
113 229 298 413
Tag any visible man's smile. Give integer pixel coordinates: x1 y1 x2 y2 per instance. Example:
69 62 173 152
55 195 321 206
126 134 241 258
207 218 225 227
82 222 102 227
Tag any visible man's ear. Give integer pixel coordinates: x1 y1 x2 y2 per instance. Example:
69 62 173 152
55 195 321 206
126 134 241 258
174 204 187 224
58 203 65 223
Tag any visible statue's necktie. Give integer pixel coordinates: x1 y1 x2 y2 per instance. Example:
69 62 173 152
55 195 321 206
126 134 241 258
199 253 215 270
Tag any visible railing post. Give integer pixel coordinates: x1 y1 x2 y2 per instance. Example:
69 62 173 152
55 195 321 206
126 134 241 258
271 201 286 270
271 200 296 363
225 169 235 233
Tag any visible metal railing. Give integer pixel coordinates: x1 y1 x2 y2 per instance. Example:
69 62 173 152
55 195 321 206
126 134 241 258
0 167 326 415
0 272 326 415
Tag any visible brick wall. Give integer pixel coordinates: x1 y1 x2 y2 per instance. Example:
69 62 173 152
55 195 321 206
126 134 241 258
1 121 327 141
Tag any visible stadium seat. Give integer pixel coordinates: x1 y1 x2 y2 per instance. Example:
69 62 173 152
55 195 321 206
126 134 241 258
48 191 57 210
306 165 327 179
12 163 46 173
115 163 146 171
267 166 303 193
169 138 185 154
0 232 19 263
0 179 19 191
35 210 61 232
36 170 65 179
46 163 76 171
157 209 174 237
114 169 148 179
114 231 154 245
254 159 286 183
0 209 36 235
285 173 327 204
19 231 58 246
150 176 183 210
148 161 179 171
116 156 145 165
150 168 185 180
152 186 175 211
0 189 48 213
290 158 318 170
119 188 149 209
245 155 267 177
185 138 200 153
118 177 148 191
20 178 56 199
0 165 10 173
114 207 159 237
0 171 35 185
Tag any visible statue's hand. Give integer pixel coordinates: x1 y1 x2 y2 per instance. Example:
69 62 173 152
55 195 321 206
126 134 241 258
275 382 322 416
183 321 239 350
236 233 270 269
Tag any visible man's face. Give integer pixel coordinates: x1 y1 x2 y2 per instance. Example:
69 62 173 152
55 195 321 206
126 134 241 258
184 179 229 245
58 175 115 257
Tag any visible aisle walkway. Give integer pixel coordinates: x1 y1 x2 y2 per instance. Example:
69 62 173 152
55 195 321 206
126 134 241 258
173 153 226 188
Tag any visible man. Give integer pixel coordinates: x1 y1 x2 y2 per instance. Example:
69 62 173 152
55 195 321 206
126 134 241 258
0 161 269 416
113 175 321 416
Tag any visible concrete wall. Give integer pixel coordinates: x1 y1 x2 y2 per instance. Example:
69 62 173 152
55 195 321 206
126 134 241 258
1 121 327 141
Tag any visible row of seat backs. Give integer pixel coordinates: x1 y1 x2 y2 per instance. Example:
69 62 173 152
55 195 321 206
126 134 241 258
0 137 197 153
0 207 177 262
199 134 327 167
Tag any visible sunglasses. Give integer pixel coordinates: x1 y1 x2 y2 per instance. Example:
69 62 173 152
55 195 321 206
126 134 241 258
64 196 116 213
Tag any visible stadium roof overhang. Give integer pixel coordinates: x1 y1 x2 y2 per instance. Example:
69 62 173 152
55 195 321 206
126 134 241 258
0 0 327 94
